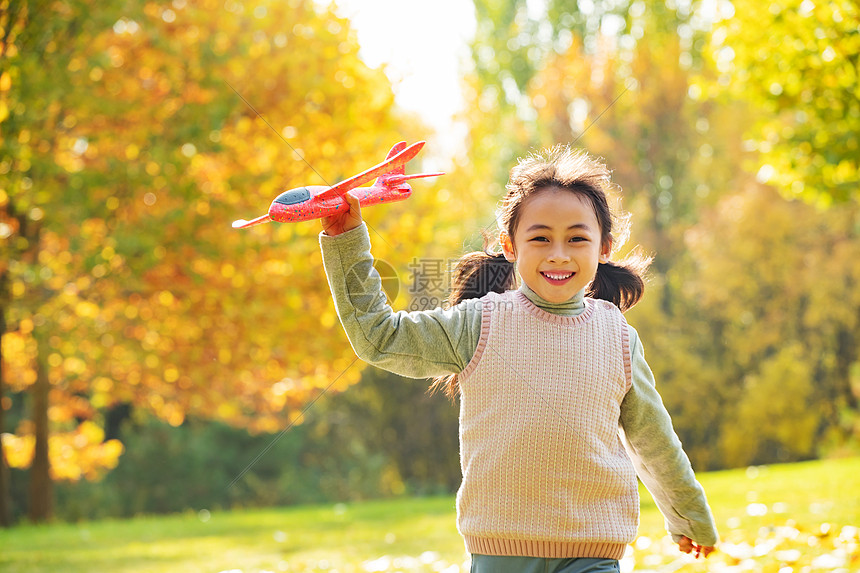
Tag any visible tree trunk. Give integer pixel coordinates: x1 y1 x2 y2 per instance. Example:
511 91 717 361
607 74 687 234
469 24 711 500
0 302 12 527
28 330 52 523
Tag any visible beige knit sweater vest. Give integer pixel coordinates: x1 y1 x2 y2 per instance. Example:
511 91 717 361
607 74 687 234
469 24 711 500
456 290 637 559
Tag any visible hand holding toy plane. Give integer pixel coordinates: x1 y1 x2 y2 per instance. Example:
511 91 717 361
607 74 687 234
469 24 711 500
232 141 443 228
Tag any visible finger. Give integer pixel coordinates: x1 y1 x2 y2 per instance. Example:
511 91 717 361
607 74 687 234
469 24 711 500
320 215 337 235
321 211 347 236
344 193 363 227
344 191 361 210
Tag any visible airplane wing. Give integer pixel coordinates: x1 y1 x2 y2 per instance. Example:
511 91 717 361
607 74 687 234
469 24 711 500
232 213 272 228
315 141 425 200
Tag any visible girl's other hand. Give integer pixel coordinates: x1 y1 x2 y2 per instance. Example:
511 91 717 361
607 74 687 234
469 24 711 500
322 192 363 236
678 536 715 559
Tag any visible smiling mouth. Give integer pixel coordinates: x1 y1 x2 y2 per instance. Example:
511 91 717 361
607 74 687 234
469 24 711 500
541 271 574 283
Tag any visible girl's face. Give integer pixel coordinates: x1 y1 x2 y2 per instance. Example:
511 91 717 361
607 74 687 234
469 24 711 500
501 187 610 303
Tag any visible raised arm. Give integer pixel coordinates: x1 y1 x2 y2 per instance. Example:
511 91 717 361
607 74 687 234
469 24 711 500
319 195 481 378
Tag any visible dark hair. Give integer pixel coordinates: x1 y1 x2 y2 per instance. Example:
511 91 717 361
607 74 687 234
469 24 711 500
431 145 651 398
446 232 517 307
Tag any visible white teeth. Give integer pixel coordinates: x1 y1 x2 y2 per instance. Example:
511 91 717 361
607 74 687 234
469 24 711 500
543 272 572 280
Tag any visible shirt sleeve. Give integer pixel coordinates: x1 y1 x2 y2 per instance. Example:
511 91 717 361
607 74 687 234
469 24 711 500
620 325 720 547
319 223 482 379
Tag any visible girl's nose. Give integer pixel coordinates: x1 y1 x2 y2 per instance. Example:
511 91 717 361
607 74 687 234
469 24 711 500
547 247 571 263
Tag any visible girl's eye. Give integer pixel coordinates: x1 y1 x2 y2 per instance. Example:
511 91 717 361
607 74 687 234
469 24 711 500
529 236 549 242
570 236 587 243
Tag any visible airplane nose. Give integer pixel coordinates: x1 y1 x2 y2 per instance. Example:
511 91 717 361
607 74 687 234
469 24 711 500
274 187 311 205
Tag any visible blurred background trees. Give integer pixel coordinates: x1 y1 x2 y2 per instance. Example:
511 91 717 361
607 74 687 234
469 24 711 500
1 0 858 523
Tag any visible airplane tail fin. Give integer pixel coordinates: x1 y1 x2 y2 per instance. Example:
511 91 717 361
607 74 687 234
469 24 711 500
384 141 409 163
375 142 443 187
371 142 410 186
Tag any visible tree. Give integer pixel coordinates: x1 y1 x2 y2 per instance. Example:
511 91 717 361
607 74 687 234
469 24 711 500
1 0 133 523
684 183 860 464
710 0 859 204
0 0 423 522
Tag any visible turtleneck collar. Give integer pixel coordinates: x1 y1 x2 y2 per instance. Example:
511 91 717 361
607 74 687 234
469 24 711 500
518 284 587 317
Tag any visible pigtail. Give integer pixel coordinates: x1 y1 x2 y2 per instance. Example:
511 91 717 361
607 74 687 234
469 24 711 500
430 370 461 400
446 250 516 307
587 251 652 312
430 244 517 399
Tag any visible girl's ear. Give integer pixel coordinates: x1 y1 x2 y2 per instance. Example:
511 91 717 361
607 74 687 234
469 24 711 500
500 231 517 262
599 239 612 264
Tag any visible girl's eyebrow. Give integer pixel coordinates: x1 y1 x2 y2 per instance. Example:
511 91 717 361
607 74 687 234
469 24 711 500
525 223 593 232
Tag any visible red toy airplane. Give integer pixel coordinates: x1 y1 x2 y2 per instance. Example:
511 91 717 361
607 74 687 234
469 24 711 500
232 141 443 228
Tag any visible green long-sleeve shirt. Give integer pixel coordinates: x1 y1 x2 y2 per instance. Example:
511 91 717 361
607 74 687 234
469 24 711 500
320 223 718 547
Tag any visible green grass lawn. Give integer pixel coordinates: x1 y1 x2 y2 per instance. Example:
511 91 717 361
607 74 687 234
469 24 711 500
1 457 858 572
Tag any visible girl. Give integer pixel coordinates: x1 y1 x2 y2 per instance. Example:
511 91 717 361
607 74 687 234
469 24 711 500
319 146 718 572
